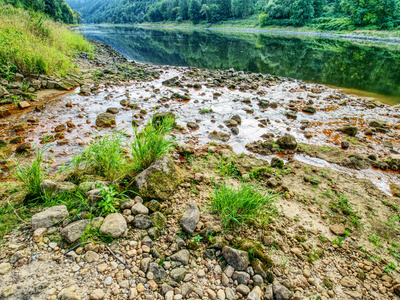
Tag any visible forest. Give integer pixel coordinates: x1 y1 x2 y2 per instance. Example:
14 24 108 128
65 0 400 30
2 0 81 23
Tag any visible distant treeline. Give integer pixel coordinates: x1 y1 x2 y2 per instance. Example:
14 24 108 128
2 0 81 23
66 0 399 30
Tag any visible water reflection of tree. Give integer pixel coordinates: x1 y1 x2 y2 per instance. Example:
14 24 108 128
85 26 400 97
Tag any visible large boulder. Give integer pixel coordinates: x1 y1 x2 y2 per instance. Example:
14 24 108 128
96 113 116 127
276 134 297 150
31 205 68 230
222 246 249 271
99 213 127 238
180 203 200 234
133 156 183 201
61 219 90 243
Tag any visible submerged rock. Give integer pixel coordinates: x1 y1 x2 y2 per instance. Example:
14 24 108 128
209 130 231 142
96 112 116 127
276 134 297 150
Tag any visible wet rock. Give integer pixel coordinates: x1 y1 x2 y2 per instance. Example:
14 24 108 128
18 101 31 109
96 112 116 127
273 281 292 300
99 213 127 238
222 246 249 271
133 156 184 201
284 111 297 119
209 130 231 142
13 122 28 131
54 124 66 132
224 119 238 127
187 122 199 130
133 214 153 229
341 141 350 149
258 100 269 108
170 250 190 265
342 126 358 137
106 107 119 114
302 106 316 114
0 107 11 118
231 115 241 124
9 136 24 144
31 205 68 230
231 127 239 135
276 134 297 150
61 219 90 243
16 142 31 153
180 203 200 234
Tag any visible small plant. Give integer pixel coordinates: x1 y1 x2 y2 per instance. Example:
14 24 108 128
193 235 203 243
131 115 175 172
97 185 122 215
14 146 47 199
333 237 343 246
216 156 241 178
384 262 397 273
210 183 279 228
329 192 360 228
199 108 213 114
369 231 381 247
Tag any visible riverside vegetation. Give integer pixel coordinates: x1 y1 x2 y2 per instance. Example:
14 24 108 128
1 3 400 300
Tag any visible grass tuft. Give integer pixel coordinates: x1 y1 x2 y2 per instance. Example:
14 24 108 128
131 115 175 172
211 183 279 228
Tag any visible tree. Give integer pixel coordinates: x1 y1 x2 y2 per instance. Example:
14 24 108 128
216 0 231 19
179 0 189 19
290 0 314 25
200 3 210 20
189 0 201 23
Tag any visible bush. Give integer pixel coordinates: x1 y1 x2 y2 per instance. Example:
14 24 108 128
311 17 356 31
211 183 279 228
0 4 93 76
258 12 269 27
131 115 175 172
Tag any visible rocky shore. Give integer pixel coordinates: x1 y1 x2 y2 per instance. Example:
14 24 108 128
0 40 400 300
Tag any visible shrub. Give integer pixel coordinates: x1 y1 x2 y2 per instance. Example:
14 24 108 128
71 131 126 182
259 12 269 27
130 115 175 172
211 183 279 228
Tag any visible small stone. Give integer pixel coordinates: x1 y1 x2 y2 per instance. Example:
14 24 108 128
90 289 105 300
170 250 190 265
99 213 127 238
131 203 149 215
237 284 250 296
273 281 292 300
104 277 112 286
180 203 200 234
329 224 346 236
0 263 12 275
341 276 357 288
85 251 100 263
222 246 249 271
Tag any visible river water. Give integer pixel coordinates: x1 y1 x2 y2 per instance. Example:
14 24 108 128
77 25 400 104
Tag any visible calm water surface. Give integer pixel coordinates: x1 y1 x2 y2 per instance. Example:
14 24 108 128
78 25 400 103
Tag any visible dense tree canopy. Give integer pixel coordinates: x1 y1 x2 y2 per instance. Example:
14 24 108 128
4 0 81 23
65 0 400 29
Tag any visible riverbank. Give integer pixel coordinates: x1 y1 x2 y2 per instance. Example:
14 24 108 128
1 40 400 300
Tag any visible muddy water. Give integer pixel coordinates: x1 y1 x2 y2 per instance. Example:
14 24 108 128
1 66 399 194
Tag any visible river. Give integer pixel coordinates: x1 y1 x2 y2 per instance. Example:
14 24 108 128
76 25 400 104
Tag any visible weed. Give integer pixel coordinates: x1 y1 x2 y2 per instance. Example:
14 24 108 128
333 237 343 246
131 115 175 172
329 192 360 228
368 231 381 247
249 166 272 179
216 156 241 178
97 185 124 216
384 262 397 273
13 146 47 199
193 235 203 243
199 108 213 114
71 131 126 182
210 183 279 228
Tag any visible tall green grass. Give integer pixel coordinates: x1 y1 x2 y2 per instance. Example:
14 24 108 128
131 116 175 172
13 147 47 199
0 4 93 76
71 131 126 182
211 183 279 228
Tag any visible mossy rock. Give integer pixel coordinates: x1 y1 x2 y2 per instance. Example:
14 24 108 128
323 277 334 290
150 212 167 230
237 238 274 269
133 156 184 201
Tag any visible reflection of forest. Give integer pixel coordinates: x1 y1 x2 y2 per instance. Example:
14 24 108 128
83 26 400 97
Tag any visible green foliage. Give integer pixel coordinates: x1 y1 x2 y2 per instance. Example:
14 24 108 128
0 4 93 76
71 131 126 182
210 183 279 228
13 146 47 199
368 231 381 247
259 12 269 27
329 192 360 228
130 115 175 172
0 197 32 243
216 156 241 178
97 184 121 215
